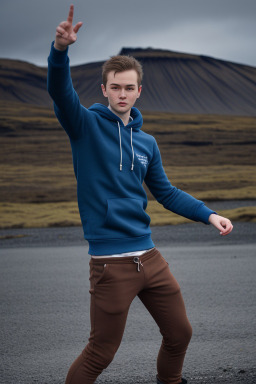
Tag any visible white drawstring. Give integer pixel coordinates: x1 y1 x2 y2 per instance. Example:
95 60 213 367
131 128 134 171
117 120 134 171
117 121 122 171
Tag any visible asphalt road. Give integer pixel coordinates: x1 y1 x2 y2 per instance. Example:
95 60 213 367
0 223 256 384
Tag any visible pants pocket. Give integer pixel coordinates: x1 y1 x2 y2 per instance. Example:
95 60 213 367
89 262 109 290
160 254 169 266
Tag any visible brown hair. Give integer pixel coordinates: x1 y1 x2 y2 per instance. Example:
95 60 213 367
102 55 143 87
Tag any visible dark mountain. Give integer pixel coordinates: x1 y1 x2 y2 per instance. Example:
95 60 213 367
0 59 50 106
1 48 256 115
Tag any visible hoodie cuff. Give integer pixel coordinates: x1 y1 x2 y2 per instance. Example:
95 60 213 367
48 41 69 66
195 205 217 225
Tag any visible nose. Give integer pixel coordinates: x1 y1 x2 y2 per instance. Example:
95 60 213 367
119 89 126 98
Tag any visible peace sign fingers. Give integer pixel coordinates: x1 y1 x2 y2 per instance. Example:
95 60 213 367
54 4 83 51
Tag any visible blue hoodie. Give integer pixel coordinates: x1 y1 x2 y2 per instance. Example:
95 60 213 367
47 42 216 256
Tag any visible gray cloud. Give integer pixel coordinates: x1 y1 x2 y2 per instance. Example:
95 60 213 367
0 0 256 67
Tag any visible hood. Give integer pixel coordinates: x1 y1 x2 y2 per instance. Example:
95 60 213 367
88 103 143 131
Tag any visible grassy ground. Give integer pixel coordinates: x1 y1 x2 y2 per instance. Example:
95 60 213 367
1 201 256 230
0 101 255 228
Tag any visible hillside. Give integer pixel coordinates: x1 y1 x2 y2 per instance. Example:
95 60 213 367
1 48 256 115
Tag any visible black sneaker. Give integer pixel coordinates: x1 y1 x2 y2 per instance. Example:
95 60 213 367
156 376 187 384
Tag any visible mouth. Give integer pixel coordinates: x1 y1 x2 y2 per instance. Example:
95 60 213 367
118 102 127 107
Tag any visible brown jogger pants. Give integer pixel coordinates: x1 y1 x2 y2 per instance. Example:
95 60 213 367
65 247 192 384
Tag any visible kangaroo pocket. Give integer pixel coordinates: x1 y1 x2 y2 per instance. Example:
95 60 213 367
104 198 151 237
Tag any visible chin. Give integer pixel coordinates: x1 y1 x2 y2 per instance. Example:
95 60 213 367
115 106 130 114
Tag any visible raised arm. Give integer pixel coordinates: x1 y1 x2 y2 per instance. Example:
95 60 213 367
47 5 91 140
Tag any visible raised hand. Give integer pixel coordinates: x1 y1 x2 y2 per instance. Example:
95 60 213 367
54 4 83 51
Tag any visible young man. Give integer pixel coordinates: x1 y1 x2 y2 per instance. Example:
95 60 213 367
47 5 233 384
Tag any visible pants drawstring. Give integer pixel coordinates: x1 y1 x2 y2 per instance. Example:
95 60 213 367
133 257 143 272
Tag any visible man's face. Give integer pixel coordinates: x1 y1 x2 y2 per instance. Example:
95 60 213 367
101 70 142 116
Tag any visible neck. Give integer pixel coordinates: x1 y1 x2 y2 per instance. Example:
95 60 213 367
108 106 130 126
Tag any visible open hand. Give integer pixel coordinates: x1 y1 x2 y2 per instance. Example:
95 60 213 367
208 214 233 236
54 4 83 51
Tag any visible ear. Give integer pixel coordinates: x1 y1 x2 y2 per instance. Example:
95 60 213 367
137 85 142 99
101 84 108 98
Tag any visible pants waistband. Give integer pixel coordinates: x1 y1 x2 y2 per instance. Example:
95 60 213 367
90 247 158 265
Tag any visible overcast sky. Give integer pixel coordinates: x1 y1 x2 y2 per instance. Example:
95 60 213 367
1 0 256 68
